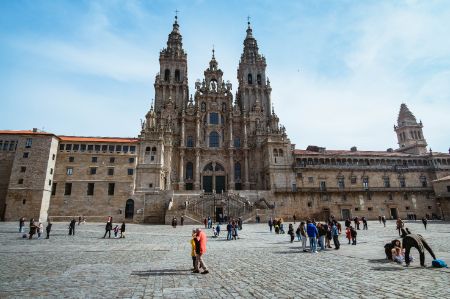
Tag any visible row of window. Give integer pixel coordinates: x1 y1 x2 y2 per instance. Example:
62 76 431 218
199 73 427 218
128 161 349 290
59 144 136 153
66 167 134 176
184 136 241 148
52 182 116 196
399 130 422 142
247 73 263 85
184 162 241 180
163 69 182 82
0 140 18 151
67 156 135 164
311 176 428 190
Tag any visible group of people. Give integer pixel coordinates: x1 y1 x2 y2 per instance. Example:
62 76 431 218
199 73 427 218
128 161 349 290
268 218 285 234
190 228 209 274
102 217 126 239
22 217 51 240
225 219 242 240
171 216 184 228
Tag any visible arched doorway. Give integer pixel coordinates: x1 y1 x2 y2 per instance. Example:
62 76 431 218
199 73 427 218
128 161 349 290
125 199 134 219
202 162 226 193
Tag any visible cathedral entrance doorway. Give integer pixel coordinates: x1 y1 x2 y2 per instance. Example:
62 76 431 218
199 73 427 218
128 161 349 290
201 162 226 193
125 199 134 219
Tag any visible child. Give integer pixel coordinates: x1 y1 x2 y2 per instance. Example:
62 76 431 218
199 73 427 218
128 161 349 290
212 226 217 237
190 230 197 271
288 223 295 243
345 227 352 244
37 223 43 239
296 224 302 241
113 225 119 238
350 226 357 245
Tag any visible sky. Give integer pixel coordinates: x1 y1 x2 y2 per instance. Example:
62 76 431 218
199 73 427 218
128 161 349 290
1 0 449 152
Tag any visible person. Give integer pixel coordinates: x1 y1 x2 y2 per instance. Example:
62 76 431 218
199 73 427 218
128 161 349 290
378 215 382 224
45 220 52 239
362 217 368 230
324 222 332 249
295 224 302 241
103 220 112 238
203 218 207 229
345 227 352 244
232 221 238 240
238 218 243 230
37 222 43 239
300 221 307 252
401 228 436 267
28 218 37 240
288 223 295 243
293 214 296 224
207 216 212 229
78 216 82 225
226 221 232 240
193 228 209 274
391 240 404 264
69 218 76 236
422 217 427 230
215 224 221 237
268 218 273 232
382 215 386 227
120 222 126 238
279 219 285 234
332 221 340 250
350 226 357 245
190 230 197 271
306 220 318 253
354 217 360 230
113 225 119 238
172 217 177 228
317 223 326 251
19 217 25 233
396 218 404 236
180 215 184 226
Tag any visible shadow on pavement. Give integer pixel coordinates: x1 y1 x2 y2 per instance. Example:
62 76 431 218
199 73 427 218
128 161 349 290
131 269 191 276
368 258 391 264
372 266 405 271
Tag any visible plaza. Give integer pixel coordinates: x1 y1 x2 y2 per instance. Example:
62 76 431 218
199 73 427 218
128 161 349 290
0 220 449 298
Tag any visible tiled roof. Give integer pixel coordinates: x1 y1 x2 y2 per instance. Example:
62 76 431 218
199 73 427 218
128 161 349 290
58 136 139 143
0 130 54 136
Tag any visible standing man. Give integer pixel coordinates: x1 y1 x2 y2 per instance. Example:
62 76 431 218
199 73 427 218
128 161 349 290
68 218 76 236
362 217 368 230
180 215 184 226
293 214 296 224
422 217 428 230
332 221 340 250
381 216 386 227
268 218 273 232
103 219 112 238
306 220 318 253
193 228 209 274
19 217 25 233
45 220 52 239
226 221 232 240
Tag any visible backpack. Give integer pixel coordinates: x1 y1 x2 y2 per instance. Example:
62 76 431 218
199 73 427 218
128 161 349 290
432 259 448 268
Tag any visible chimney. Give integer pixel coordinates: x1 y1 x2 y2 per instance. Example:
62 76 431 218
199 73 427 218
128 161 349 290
350 146 357 152
32 128 38 133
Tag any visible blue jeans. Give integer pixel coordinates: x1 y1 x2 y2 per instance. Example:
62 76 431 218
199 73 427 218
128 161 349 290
227 231 232 240
309 237 317 252
319 235 325 250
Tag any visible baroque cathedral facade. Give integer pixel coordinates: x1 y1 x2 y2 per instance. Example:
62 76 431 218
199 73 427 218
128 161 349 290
1 17 449 224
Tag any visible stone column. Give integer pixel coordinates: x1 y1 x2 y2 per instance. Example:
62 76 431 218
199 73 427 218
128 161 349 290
244 150 250 190
194 150 200 190
179 150 184 190
228 151 234 190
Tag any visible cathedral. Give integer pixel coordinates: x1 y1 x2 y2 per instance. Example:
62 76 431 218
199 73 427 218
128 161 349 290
1 17 449 224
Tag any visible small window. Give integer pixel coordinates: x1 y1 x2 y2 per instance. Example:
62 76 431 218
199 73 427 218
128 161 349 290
52 154 56 160
399 178 406 188
108 183 115 196
233 137 240 148
308 177 314 183
64 183 72 196
363 178 369 189
151 156 155 161
428 206 432 210
87 183 95 196
123 145 129 153
92 157 98 163
20 166 26 173
109 145 115 152
355 207 360 211
447 186 450 192
48 179 52 186
25 138 32 148
164 69 170 81
50 168 53 174
101 145 107 152
23 152 29 158
18 179 24 184
110 157 115 163
69 156 74 162
248 73 253 84
201 102 206 112
368 207 373 211
175 69 181 82
22 199 26 205
187 136 194 147
67 168 73 175
90 167 97 175
59 144 65 151
405 206 410 210
209 131 220 148
307 202 312 208
209 112 219 124
51 183 57 195
186 162 194 179
128 169 134 175
94 145 100 151
257 74 262 85
149 183 153 188
384 177 390 188
73 144 79 151
66 144 72 151
403 193 408 200
338 178 345 189
87 145 94 151
108 168 114 176
80 144 86 152
128 157 135 163
351 177 357 184
320 181 327 191
130 146 136 153
116 145 122 152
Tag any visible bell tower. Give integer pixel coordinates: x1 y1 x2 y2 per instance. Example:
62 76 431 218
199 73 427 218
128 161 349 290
236 20 272 118
154 14 189 111
394 103 428 154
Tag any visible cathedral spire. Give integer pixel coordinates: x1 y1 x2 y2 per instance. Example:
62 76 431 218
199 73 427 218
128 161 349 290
397 103 417 126
394 103 427 154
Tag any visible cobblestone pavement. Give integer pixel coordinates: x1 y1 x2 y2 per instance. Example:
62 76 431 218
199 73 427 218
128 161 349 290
0 220 449 298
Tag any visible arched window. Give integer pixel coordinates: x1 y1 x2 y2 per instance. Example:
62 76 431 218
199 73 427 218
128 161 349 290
248 73 253 84
209 131 220 147
418 131 422 139
273 149 278 157
203 163 214 171
279 149 284 157
175 69 181 82
186 162 193 179
187 136 194 147
215 163 224 171
201 102 206 112
151 147 157 154
209 112 219 124
145 146 151 153
413 131 418 139
257 74 262 85
164 69 170 81
234 162 241 179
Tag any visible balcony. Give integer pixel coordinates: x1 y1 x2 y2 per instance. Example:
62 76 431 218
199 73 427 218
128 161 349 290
274 186 434 193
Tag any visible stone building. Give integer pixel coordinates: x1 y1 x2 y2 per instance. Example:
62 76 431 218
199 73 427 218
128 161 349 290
1 17 449 223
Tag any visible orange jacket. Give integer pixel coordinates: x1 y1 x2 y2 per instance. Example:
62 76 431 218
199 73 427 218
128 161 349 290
197 230 207 254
